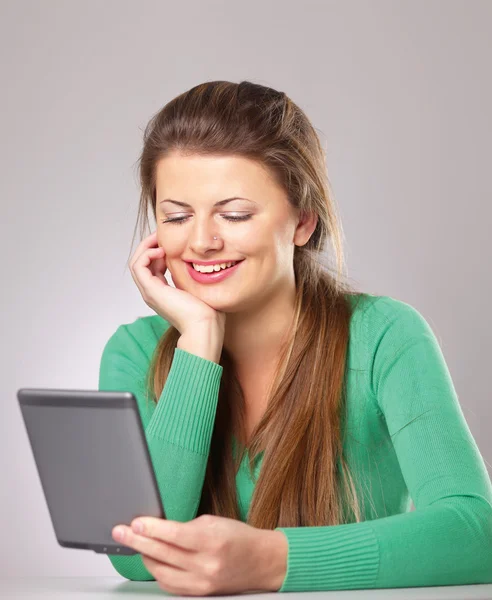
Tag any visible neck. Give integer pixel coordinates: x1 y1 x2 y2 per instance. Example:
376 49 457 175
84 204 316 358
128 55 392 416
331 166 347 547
223 276 297 374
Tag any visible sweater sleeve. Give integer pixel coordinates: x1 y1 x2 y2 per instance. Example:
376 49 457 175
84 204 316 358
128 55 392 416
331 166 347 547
274 298 492 592
98 323 223 581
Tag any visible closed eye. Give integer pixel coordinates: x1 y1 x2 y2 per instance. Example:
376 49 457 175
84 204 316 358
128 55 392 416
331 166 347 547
161 215 252 225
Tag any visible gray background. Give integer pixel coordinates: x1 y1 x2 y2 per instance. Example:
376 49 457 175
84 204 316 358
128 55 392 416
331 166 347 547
1 0 490 578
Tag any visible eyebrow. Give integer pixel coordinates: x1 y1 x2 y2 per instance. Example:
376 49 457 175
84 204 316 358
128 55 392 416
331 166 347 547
159 197 256 208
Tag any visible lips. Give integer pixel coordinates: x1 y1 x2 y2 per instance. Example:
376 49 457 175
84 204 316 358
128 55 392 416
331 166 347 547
186 259 244 283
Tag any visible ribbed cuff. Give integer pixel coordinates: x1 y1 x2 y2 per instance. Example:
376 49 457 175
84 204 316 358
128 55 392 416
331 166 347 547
145 348 223 455
274 522 380 592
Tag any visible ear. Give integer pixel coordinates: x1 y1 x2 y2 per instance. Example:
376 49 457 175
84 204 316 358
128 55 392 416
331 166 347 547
294 210 318 247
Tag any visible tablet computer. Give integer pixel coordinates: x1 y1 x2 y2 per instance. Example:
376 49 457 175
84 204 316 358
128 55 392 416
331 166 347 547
17 388 166 556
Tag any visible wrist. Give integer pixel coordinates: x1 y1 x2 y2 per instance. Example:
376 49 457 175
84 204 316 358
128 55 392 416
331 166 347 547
257 529 288 592
177 324 223 364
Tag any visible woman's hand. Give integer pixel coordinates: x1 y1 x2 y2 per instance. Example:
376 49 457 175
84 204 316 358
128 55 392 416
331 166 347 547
111 514 288 596
128 230 226 335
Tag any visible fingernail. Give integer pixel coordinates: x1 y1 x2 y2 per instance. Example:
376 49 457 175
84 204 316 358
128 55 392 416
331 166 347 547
113 527 124 541
132 520 144 534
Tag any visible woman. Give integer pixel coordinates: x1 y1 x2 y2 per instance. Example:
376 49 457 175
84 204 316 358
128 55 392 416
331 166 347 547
99 80 492 595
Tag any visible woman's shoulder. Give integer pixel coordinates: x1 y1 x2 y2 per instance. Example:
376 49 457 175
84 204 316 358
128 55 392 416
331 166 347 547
347 291 436 349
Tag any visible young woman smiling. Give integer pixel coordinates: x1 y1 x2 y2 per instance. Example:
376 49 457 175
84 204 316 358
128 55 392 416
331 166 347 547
99 80 492 595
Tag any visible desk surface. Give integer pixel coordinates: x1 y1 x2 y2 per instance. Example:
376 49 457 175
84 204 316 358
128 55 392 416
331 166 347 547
1 577 491 599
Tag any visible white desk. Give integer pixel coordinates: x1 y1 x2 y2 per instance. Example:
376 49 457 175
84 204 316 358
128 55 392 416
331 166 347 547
1 577 491 598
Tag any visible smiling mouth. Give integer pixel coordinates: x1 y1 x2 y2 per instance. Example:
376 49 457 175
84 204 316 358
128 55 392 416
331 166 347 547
185 259 245 282
192 261 243 272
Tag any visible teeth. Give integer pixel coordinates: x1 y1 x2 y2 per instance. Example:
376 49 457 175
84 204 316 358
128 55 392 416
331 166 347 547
193 261 237 273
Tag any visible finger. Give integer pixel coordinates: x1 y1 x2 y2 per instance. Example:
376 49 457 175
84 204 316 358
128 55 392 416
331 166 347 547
148 255 167 283
129 231 158 266
134 518 202 552
129 231 159 269
113 527 194 570
133 247 166 288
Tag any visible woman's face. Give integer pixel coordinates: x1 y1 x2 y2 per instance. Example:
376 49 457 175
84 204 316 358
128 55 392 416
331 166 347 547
155 151 315 313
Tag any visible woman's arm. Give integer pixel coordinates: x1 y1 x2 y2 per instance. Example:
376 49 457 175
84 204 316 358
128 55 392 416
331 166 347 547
274 298 492 592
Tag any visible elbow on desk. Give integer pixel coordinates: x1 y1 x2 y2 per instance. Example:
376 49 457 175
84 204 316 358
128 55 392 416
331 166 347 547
473 496 492 583
444 493 492 583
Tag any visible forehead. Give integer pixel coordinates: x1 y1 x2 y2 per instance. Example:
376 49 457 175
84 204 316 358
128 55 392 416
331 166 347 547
155 152 283 197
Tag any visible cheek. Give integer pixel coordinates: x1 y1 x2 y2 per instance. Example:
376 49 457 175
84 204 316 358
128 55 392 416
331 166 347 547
156 231 178 254
233 226 268 252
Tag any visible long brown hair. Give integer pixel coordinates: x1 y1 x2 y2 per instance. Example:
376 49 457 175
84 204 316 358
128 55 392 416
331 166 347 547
128 80 366 529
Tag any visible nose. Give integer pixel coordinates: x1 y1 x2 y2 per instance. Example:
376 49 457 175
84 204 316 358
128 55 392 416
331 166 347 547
187 218 222 255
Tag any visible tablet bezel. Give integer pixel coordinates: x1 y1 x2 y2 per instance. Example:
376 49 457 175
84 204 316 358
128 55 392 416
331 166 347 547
17 387 166 556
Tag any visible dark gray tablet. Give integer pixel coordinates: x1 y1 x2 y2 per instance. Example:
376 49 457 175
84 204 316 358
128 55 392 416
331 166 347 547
17 388 165 556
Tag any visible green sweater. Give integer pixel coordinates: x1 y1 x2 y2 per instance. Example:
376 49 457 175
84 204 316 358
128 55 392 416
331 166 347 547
98 293 492 591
